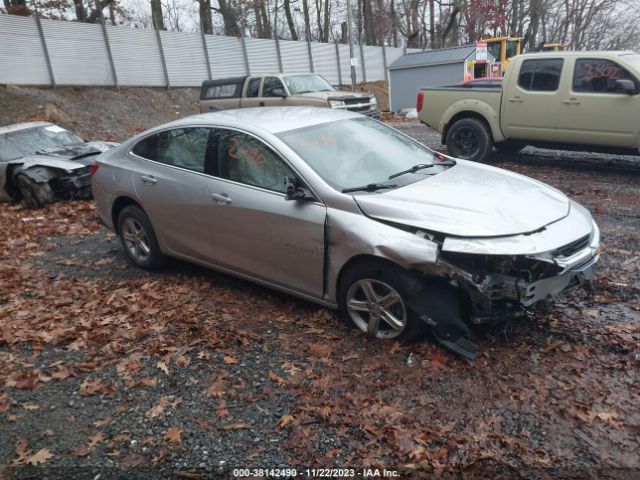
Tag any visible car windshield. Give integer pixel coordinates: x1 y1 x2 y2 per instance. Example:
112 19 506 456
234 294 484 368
277 117 438 191
0 125 84 162
283 75 335 94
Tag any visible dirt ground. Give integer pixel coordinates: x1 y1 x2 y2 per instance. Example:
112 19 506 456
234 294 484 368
1 87 640 479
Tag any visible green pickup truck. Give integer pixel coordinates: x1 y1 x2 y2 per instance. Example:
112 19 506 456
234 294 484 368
418 51 640 162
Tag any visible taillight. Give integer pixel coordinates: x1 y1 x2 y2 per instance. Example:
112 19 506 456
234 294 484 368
89 163 100 176
416 92 424 113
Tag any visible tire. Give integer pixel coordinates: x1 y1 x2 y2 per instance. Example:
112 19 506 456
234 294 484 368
445 117 494 162
338 260 429 342
117 205 165 270
495 141 526 154
16 174 55 209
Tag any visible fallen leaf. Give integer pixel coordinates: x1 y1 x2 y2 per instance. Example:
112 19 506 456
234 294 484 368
268 371 287 385
26 448 53 465
164 427 183 445
307 343 333 355
223 356 238 364
156 360 170 375
278 414 295 428
206 381 226 397
121 453 143 468
222 422 250 430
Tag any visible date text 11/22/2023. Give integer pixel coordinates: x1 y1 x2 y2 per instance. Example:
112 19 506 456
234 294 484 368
232 468 400 477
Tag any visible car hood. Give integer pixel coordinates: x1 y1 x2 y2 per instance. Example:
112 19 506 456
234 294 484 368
35 141 118 165
295 91 371 101
353 160 570 237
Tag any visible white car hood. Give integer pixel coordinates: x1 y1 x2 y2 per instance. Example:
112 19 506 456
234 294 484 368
354 160 570 237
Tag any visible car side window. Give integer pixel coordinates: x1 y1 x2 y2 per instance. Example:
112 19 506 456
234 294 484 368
246 78 261 98
216 130 294 194
131 135 158 161
573 59 637 93
135 128 210 173
518 59 563 91
263 77 285 97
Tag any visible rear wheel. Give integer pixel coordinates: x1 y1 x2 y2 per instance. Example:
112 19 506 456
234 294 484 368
495 141 526 154
445 117 493 162
117 205 165 269
339 261 429 342
16 174 55 208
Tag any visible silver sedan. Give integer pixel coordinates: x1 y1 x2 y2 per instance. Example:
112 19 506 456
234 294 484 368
91 108 599 359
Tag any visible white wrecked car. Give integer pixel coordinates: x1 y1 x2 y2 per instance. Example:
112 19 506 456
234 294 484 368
0 122 117 208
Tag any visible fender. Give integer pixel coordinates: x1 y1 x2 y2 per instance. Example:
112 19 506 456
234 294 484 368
439 99 505 144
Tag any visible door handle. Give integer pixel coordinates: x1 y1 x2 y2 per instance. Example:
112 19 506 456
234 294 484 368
211 193 232 204
141 175 157 185
508 96 524 103
562 98 581 105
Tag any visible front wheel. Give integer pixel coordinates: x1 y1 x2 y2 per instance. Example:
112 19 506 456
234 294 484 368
445 117 493 162
16 174 55 208
117 205 165 269
339 261 429 342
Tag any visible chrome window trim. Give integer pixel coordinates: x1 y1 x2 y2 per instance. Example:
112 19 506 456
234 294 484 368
128 125 326 206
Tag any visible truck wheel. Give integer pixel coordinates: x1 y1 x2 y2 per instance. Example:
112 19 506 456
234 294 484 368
445 118 493 162
16 174 55 209
495 142 526 154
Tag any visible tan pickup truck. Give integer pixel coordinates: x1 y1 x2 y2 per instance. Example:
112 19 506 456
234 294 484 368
418 51 640 162
200 73 379 117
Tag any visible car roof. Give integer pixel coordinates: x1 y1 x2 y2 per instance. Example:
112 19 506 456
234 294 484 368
175 107 362 134
0 121 53 136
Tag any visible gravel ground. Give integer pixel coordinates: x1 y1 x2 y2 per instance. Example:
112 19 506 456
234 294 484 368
1 88 640 479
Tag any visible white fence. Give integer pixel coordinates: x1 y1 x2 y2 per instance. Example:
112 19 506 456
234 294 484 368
0 14 420 87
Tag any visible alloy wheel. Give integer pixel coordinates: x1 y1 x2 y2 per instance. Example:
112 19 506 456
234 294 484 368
346 278 407 339
453 127 479 156
121 217 151 262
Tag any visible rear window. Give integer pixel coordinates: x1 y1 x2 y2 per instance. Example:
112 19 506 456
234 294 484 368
518 59 563 91
203 83 241 99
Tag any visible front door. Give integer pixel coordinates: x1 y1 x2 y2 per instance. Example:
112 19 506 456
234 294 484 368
556 57 640 147
241 77 263 108
501 57 565 141
206 128 326 298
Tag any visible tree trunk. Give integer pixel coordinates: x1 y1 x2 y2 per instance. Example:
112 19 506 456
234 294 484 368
362 0 376 45
283 0 298 40
74 0 87 22
323 0 329 42
218 0 241 37
302 0 311 40
199 0 213 34
151 0 165 30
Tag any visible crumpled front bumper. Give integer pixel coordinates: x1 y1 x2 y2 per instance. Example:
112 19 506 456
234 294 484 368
49 169 92 199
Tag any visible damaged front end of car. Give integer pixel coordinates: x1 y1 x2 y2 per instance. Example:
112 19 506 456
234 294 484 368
408 220 600 359
328 200 600 360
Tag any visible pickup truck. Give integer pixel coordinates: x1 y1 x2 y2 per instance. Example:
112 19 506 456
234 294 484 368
200 73 379 117
418 51 640 162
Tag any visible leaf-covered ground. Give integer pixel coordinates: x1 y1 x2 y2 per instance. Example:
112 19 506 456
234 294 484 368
1 124 640 480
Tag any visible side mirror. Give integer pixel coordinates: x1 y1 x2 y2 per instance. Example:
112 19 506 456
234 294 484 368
614 79 637 95
271 87 287 98
285 177 314 201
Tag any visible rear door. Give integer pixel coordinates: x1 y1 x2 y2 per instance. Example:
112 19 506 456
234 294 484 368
501 57 565 141
555 57 640 147
129 127 217 261
240 77 262 108
205 127 326 297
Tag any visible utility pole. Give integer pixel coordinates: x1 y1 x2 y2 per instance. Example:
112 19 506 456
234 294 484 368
346 0 356 92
